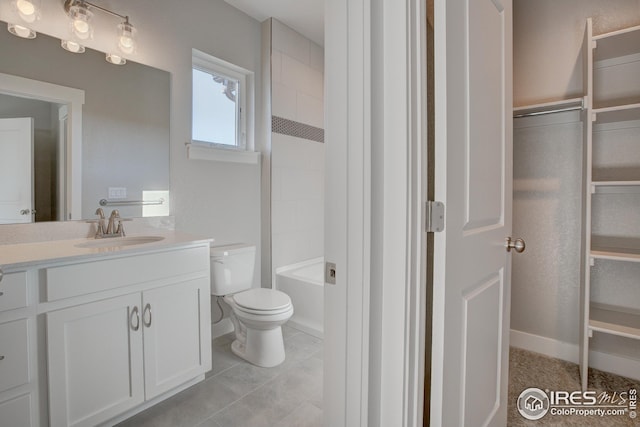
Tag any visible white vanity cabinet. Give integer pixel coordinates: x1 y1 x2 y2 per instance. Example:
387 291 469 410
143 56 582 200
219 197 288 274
0 270 37 427
0 234 212 427
45 245 211 427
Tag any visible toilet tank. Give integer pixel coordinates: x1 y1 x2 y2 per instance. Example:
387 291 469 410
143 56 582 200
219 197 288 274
210 243 256 296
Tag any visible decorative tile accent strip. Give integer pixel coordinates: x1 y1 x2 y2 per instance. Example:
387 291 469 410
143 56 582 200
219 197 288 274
272 116 324 143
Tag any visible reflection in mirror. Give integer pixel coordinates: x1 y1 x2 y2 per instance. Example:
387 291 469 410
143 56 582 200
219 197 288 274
0 71 84 224
0 93 66 223
0 21 170 224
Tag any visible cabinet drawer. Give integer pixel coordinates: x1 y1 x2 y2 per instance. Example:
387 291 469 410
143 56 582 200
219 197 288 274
0 271 28 312
45 245 210 301
0 319 30 394
0 393 32 427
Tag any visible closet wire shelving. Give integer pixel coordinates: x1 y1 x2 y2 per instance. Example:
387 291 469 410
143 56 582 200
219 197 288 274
513 18 640 390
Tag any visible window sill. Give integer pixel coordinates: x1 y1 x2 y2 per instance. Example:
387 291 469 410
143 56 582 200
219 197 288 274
186 143 261 165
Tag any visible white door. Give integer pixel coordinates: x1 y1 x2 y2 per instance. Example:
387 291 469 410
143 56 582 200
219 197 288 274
47 294 145 427
142 278 211 399
431 0 514 426
0 117 34 224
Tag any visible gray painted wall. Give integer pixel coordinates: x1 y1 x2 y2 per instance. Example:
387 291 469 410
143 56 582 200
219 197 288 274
514 0 640 106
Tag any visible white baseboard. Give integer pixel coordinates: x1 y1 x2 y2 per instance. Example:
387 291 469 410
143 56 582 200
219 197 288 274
287 319 324 339
510 329 640 382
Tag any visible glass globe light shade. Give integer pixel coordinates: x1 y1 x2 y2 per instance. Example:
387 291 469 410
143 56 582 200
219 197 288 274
7 22 35 38
61 40 85 53
117 21 136 54
69 4 93 40
106 53 126 65
15 0 40 24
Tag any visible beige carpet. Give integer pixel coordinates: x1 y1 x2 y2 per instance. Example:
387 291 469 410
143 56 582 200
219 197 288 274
508 347 639 426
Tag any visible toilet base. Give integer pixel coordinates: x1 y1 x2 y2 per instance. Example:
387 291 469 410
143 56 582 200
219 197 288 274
230 326 286 368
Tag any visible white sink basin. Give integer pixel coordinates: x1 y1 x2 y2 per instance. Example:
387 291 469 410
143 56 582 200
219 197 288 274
75 236 165 249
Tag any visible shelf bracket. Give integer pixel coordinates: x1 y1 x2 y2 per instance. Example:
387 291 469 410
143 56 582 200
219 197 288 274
588 328 593 338
591 40 597 50
590 257 595 267
591 112 597 122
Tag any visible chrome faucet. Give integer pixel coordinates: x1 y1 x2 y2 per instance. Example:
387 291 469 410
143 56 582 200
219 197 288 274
90 208 127 238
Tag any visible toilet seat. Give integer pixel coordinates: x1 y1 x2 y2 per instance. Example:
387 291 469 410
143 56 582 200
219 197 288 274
231 288 292 315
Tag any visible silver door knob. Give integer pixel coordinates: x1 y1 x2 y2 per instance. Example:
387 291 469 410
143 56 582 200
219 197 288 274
505 237 525 253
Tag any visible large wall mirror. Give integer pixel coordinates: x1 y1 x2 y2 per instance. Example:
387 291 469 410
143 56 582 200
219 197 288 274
0 22 170 224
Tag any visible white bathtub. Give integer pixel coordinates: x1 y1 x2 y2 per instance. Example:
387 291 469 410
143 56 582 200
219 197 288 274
275 257 324 338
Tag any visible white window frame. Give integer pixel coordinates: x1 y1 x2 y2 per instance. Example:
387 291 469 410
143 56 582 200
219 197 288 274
190 49 256 160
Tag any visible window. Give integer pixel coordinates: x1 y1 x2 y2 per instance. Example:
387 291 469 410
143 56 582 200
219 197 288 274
192 50 250 150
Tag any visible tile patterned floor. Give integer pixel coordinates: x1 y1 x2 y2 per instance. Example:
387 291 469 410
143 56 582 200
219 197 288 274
117 330 638 427
116 326 323 427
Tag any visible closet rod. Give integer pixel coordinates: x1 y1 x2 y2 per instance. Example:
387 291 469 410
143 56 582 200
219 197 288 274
513 98 584 118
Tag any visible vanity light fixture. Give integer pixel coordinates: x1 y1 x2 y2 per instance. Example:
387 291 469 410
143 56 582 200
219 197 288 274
6 0 138 63
62 0 137 63
6 0 41 39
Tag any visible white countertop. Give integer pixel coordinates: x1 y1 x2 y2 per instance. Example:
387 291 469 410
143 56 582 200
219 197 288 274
0 231 213 270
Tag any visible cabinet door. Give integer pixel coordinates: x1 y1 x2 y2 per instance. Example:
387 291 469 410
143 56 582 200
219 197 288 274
47 294 144 427
0 394 32 427
142 277 211 399
0 319 30 394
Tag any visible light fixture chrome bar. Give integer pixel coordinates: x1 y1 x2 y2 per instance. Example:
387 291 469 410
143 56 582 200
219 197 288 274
99 198 165 207
83 1 128 21
64 0 129 22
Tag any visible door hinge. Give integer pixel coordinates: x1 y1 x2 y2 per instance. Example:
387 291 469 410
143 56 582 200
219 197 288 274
426 201 445 233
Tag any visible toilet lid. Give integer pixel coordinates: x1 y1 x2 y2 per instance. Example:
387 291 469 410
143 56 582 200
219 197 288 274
233 288 291 312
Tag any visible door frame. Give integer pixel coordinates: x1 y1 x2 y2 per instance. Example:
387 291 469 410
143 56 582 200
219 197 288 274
0 72 84 220
324 0 428 425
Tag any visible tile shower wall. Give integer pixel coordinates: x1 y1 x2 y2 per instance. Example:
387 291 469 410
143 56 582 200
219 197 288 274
270 20 325 272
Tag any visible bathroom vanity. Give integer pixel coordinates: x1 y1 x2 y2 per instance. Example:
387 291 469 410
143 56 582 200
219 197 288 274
0 232 212 427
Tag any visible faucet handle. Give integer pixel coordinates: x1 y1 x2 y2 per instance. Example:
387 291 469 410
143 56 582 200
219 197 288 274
109 209 120 219
95 208 105 219
116 218 132 236
116 220 125 237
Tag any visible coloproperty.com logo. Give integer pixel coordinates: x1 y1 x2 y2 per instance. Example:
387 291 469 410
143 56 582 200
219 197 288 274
517 387 637 421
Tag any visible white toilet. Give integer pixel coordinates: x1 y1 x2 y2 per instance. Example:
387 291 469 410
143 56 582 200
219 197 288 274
210 243 293 367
